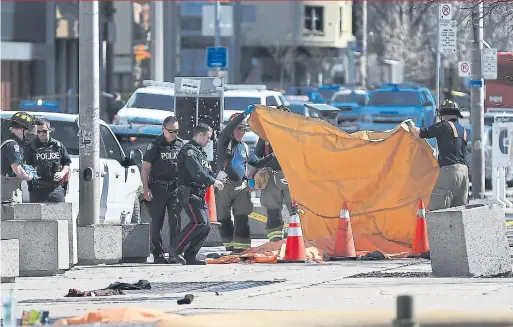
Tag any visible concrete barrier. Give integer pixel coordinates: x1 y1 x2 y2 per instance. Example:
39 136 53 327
1 220 69 277
121 224 150 263
1 239 19 283
12 203 77 267
426 203 512 277
77 225 123 265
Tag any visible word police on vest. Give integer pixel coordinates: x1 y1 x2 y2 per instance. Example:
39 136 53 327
161 152 177 160
36 152 61 161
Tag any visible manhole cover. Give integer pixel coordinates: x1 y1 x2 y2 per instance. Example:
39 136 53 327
19 280 284 304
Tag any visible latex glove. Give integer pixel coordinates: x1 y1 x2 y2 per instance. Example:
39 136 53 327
54 171 66 181
144 188 153 201
234 180 248 191
248 179 256 190
22 164 38 181
244 105 256 116
216 170 228 183
214 180 224 191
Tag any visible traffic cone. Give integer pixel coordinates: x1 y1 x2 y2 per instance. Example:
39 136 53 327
329 201 356 261
411 199 430 255
278 202 307 263
205 185 220 226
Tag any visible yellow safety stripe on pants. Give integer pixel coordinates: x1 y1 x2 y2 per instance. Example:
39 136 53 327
506 221 513 227
232 242 251 250
223 242 233 248
249 212 267 223
267 230 283 240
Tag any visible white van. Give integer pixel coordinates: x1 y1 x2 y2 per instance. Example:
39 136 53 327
1 111 143 224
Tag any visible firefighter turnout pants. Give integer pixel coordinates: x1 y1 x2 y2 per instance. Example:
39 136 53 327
260 169 292 241
428 163 469 211
147 181 181 258
172 185 211 261
216 179 253 252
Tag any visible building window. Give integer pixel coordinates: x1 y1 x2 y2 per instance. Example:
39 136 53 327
304 6 324 34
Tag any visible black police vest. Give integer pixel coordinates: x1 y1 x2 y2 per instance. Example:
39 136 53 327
1 138 24 177
151 138 182 181
177 143 211 188
32 140 62 181
437 120 468 167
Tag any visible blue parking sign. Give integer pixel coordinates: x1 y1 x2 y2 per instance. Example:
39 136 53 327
206 47 228 69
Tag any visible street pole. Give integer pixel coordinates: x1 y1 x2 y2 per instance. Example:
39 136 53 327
78 0 101 226
214 0 221 77
151 1 164 81
436 3 441 111
230 1 242 84
471 1 485 199
163 1 178 81
360 0 367 88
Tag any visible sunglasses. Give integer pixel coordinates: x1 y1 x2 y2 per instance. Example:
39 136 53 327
37 130 49 134
163 126 179 134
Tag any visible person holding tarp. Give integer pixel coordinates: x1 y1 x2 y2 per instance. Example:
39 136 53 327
408 99 469 210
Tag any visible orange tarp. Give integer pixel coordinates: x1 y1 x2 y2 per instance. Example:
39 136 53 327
248 105 439 255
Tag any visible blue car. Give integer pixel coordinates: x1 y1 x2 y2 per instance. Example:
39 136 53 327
330 89 369 133
359 83 437 147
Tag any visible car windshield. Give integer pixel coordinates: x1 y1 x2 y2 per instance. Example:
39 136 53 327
317 89 337 101
224 97 261 110
332 93 366 104
115 134 156 154
126 93 175 111
368 91 420 106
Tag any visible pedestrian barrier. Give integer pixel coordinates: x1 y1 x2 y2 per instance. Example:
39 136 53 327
278 202 307 263
411 199 430 256
329 201 356 261
205 185 220 225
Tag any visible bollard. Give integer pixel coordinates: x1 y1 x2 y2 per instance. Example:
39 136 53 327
392 295 418 327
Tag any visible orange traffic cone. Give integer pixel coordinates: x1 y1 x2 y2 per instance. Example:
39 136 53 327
329 201 356 260
205 185 220 225
278 202 307 263
411 199 430 255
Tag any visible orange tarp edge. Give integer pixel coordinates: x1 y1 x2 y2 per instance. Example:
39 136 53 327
246 105 438 255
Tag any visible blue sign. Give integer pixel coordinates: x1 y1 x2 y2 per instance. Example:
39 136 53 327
207 47 228 69
469 80 483 88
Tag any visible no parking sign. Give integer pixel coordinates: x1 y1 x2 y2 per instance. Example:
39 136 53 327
458 61 471 77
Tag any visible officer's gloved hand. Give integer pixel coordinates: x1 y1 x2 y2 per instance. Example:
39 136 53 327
54 171 66 181
244 105 256 117
22 165 38 181
214 180 224 191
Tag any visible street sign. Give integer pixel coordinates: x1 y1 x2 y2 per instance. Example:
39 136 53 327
439 20 457 54
492 115 513 207
458 61 471 77
482 48 498 80
469 80 483 88
179 78 201 95
207 47 228 69
440 3 453 20
202 5 233 37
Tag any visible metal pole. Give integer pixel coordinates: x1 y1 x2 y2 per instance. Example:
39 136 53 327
436 3 441 111
230 1 242 84
78 1 101 226
360 0 367 88
214 0 221 77
163 1 177 81
151 1 164 81
471 1 485 199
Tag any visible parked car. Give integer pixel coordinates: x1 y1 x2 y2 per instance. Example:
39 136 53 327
330 89 369 133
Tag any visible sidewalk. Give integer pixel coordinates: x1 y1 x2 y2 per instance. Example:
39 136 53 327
3 241 513 321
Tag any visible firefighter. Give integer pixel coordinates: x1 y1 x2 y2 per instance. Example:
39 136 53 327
141 116 184 264
408 99 469 210
215 105 275 253
173 123 225 265
254 105 293 242
25 118 71 203
1 112 38 219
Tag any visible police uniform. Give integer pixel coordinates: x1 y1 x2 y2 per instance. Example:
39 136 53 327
254 139 292 242
143 134 184 260
215 113 274 252
25 137 71 203
417 100 469 210
173 139 215 265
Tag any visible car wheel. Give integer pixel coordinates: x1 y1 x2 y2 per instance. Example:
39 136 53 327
131 197 141 224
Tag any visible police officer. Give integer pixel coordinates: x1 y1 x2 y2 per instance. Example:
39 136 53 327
1 112 38 218
25 118 71 203
141 116 184 264
254 106 293 242
215 105 275 253
173 123 225 265
409 99 469 210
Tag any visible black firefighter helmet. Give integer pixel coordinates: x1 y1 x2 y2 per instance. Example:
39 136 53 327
437 99 463 119
10 112 37 130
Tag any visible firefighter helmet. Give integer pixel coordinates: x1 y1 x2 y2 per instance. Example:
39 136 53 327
438 99 463 118
10 112 36 130
229 112 249 129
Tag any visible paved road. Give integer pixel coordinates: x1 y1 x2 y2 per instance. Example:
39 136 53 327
3 239 513 321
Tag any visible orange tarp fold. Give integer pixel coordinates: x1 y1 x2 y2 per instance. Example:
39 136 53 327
248 105 439 255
